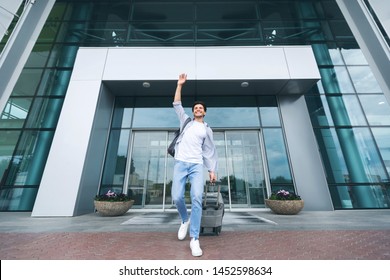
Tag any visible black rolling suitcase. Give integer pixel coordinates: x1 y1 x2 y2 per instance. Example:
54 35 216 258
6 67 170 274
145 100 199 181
200 184 224 235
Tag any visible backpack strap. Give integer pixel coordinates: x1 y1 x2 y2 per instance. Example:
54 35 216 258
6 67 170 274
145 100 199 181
180 117 191 133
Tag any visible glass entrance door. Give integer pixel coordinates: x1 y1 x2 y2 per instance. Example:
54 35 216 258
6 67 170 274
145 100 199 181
126 132 167 208
125 130 267 209
215 131 267 208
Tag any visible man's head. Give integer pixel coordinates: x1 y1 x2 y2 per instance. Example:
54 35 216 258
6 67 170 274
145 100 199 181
192 101 207 118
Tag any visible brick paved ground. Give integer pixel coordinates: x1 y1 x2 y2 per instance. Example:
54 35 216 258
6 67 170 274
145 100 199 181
1 230 389 260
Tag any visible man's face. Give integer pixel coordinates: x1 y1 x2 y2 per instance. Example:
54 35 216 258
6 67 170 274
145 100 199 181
193 104 206 118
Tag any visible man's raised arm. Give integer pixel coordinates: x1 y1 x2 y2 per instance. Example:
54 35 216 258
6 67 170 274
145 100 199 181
174 73 187 102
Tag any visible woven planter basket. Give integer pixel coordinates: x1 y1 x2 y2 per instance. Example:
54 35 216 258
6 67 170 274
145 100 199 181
265 199 304 215
94 200 134 216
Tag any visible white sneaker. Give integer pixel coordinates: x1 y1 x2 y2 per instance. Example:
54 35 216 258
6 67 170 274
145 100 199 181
178 219 190 240
190 238 203 257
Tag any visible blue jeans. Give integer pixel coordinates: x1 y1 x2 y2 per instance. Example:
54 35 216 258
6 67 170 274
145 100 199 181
172 160 204 239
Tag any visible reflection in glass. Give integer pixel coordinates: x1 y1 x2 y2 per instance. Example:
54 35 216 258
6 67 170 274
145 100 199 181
2 130 54 186
320 67 355 94
359 95 390 125
328 47 344 65
224 131 265 207
207 107 259 128
329 95 366 126
11 69 44 96
372 128 390 175
348 66 383 93
1 98 32 128
100 130 130 193
112 108 133 128
260 107 280 127
314 128 349 184
262 128 292 184
25 44 51 68
25 98 64 129
321 127 387 183
133 108 179 128
341 48 368 65
0 131 21 185
332 185 390 209
36 69 72 96
128 132 167 208
305 95 334 126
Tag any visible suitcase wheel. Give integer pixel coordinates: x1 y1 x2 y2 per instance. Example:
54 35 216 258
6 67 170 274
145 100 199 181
213 226 222 235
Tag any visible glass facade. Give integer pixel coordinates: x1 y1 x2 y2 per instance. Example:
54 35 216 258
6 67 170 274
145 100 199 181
0 0 390 211
100 96 290 209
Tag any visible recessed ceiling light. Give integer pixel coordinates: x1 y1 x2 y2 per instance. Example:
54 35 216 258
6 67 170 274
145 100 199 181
142 82 150 88
241 82 249 88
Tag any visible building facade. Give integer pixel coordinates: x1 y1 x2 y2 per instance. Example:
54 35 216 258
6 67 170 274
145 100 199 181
0 0 389 216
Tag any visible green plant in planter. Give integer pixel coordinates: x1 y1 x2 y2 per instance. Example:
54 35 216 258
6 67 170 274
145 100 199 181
94 190 132 201
268 189 301 201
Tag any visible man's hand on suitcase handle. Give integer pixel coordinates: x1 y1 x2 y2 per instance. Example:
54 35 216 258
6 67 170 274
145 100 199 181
209 171 217 184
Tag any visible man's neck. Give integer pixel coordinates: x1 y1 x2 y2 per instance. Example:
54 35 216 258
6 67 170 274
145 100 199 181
193 116 204 123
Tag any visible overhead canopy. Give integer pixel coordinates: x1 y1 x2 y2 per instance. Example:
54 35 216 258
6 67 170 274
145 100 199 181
74 46 321 96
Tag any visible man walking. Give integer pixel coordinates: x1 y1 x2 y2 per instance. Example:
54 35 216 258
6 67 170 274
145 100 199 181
171 73 218 257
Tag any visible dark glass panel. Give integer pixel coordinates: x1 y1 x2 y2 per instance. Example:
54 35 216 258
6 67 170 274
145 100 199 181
25 97 64 129
25 44 52 68
11 69 44 97
3 130 55 186
132 2 193 21
197 2 258 21
372 128 390 176
263 128 292 184
0 187 38 211
100 129 130 191
305 95 334 126
0 131 21 184
328 20 355 41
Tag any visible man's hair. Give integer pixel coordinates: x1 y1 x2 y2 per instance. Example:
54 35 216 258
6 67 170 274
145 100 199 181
192 101 207 112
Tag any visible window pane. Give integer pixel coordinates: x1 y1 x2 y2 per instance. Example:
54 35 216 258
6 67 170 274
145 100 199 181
12 69 44 96
260 107 280 127
0 98 32 128
320 67 355 94
314 128 348 184
0 131 21 183
3 130 54 186
133 108 178 128
25 98 64 129
372 128 390 175
263 128 292 184
133 2 193 21
305 95 334 126
336 128 387 183
329 20 355 40
341 48 368 65
336 95 366 125
348 66 383 93
100 129 130 190
207 107 260 128
0 187 38 211
359 95 390 125
25 44 51 68
36 69 72 96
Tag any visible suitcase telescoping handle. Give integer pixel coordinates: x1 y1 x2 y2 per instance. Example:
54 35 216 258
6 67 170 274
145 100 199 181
203 182 220 208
